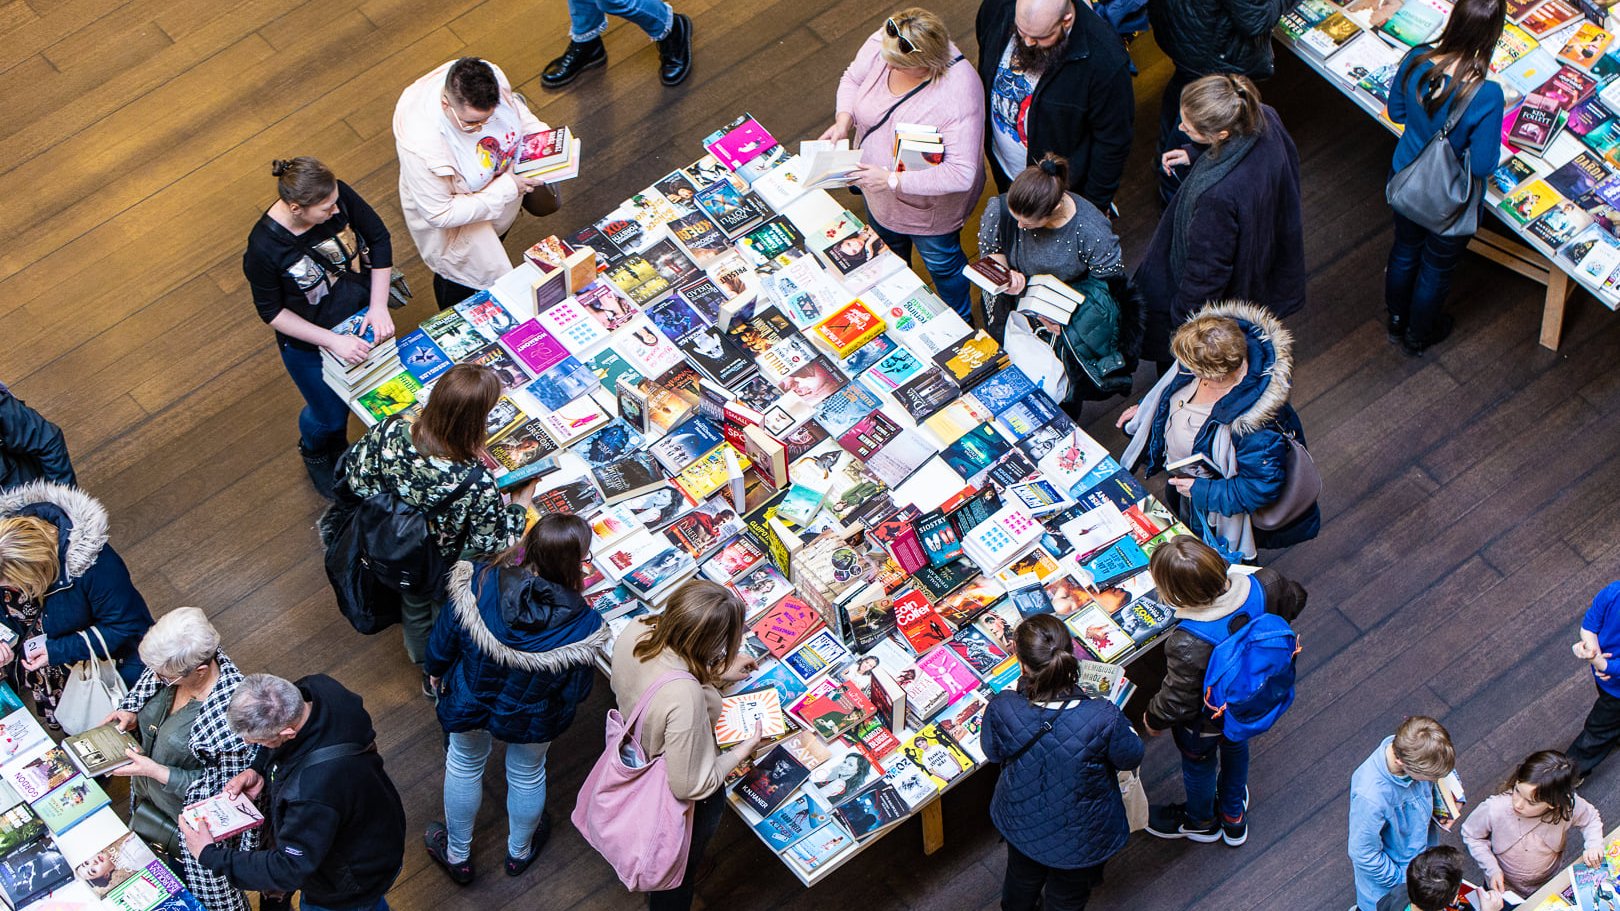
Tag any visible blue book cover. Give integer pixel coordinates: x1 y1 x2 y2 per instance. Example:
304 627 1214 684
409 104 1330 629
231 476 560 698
1082 538 1150 589
747 660 809 704
329 309 378 344
527 357 600 410
841 332 897 375
753 790 835 850
968 365 1037 414
397 329 451 384
647 295 708 340
941 424 1010 479
577 420 647 468
993 391 1061 439
1007 583 1054 618
1075 456 1125 493
1076 469 1150 514
814 383 883 438
650 416 726 472
585 348 639 392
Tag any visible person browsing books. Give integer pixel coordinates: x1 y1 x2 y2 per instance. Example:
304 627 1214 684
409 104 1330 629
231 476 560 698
341 365 535 694
1566 581 1620 778
1460 750 1604 897
0 381 75 493
420 515 610 885
1376 846 1504 911
1138 538 1306 847
1118 305 1319 560
608 580 766 911
1132 76 1306 370
1348 717 1458 911
101 608 255 911
243 157 396 498
818 8 986 322
394 58 557 309
1384 0 1506 356
982 614 1142 911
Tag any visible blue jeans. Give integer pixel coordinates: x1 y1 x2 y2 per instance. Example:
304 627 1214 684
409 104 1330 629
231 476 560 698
279 342 351 453
301 898 389 911
865 210 974 322
567 0 672 41
443 730 551 863
1172 725 1249 825
1385 210 1471 343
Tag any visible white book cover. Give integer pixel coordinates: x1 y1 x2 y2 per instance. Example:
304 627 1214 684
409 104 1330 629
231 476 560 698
1059 503 1131 559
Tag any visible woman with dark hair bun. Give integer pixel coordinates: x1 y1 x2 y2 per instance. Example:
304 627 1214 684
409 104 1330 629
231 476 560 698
243 156 397 497
420 513 609 885
981 614 1143 911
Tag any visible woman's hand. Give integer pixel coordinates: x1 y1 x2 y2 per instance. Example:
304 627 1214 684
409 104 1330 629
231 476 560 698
324 334 372 366
849 163 892 194
360 305 395 344
1487 872 1506 894
1161 149 1191 175
1006 270 1027 296
20 644 48 672
513 173 545 193
509 479 539 509
738 719 766 757
0 643 13 667
818 115 852 143
102 710 138 732
180 815 213 859
1168 477 1196 496
1116 404 1139 429
719 651 760 683
110 748 170 785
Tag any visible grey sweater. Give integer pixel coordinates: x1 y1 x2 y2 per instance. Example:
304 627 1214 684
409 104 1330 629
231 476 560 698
977 193 1124 284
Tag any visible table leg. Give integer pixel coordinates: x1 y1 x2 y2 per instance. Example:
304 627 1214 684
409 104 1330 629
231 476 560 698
1541 267 1571 351
921 798 944 855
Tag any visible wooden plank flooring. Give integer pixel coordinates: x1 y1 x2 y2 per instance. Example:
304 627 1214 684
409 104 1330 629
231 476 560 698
5 0 1620 906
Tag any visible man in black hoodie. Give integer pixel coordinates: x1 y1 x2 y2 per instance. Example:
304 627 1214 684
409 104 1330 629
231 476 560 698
184 674 407 911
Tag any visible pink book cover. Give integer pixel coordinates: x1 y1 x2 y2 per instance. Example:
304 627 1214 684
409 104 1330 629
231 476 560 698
500 319 570 375
705 117 777 171
916 646 980 704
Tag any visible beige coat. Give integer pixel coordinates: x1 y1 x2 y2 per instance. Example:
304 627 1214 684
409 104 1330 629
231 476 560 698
393 60 545 290
610 619 742 801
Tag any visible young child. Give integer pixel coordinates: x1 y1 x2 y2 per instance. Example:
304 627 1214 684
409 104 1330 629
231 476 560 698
1349 716 1457 911
1376 846 1504 911
1569 581 1620 779
1460 750 1604 897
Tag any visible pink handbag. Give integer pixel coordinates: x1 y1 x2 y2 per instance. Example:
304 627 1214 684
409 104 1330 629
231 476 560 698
571 669 699 892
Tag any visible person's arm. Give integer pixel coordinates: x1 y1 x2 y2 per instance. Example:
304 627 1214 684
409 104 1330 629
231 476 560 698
1254 567 1308 623
1219 0 1284 38
161 764 204 799
1465 88 1507 180
835 34 884 123
399 146 522 232
1574 794 1606 861
1145 633 1212 730
977 197 1005 256
657 701 749 800
1106 708 1145 771
422 592 461 679
894 75 986 198
1078 60 1135 210
1171 196 1240 323
457 482 528 558
1076 208 1125 278
336 183 396 338
1459 800 1504 884
1348 791 1405 893
0 392 74 487
198 799 339 893
1189 429 1288 518
1387 56 1413 126
44 548 151 667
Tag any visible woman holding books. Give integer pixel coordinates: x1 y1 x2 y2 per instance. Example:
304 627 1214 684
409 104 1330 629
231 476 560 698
609 580 766 911
341 364 536 695
102 608 254 911
982 614 1143 911
1118 303 1320 559
1384 0 1506 355
820 8 986 322
244 156 397 499
1133 74 1305 370
419 515 609 885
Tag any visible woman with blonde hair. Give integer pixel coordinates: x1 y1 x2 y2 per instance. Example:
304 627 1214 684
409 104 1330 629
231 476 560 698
103 608 254 911
609 580 765 911
818 8 986 321
0 482 153 724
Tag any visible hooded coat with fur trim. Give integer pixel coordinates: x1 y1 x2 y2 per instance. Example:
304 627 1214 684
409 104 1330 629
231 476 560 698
0 482 153 686
424 560 607 743
1140 301 1320 550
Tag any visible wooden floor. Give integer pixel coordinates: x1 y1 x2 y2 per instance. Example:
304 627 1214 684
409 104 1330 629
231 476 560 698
6 0 1620 905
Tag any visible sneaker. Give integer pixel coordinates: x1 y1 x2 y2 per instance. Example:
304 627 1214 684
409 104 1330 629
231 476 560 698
1386 312 1406 345
1221 813 1248 847
541 38 607 89
1144 803 1221 843
424 822 474 885
506 813 551 877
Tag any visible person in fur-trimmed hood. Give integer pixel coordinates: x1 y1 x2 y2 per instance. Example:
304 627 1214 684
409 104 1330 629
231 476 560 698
0 482 153 722
421 513 608 885
1119 300 1320 559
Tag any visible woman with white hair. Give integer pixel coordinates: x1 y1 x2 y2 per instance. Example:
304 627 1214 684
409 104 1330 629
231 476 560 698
102 607 254 911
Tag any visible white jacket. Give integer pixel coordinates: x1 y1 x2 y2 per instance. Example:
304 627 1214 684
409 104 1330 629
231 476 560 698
393 60 546 290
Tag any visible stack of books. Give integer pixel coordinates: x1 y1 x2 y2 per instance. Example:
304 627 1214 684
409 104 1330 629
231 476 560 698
892 122 943 172
1017 274 1086 324
321 310 400 398
514 125 582 183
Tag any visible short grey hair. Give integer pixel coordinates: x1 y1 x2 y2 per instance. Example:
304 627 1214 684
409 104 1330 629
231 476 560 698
228 674 304 741
137 607 221 678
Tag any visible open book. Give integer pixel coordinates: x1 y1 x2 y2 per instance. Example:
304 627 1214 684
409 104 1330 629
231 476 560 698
181 792 265 841
798 140 862 189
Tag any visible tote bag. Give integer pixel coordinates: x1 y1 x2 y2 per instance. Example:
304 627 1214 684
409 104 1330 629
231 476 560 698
1385 80 1483 237
57 628 128 736
572 670 699 892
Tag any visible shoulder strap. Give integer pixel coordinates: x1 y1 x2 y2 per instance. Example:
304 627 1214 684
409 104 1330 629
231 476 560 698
1003 703 1070 764
430 463 486 519
88 626 113 662
1437 78 1482 139
995 195 1017 257
75 630 103 670
625 669 699 741
857 55 968 147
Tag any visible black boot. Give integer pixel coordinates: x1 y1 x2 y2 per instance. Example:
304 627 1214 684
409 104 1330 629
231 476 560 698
1401 313 1454 357
1386 312 1406 345
542 38 606 89
299 442 340 500
658 14 693 86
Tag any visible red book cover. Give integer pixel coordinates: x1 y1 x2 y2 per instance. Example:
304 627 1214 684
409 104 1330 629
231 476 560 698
894 589 954 654
869 511 930 575
750 594 824 658
793 681 878 740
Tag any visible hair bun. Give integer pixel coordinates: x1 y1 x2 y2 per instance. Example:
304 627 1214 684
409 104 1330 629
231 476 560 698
270 159 291 177
1038 158 1059 176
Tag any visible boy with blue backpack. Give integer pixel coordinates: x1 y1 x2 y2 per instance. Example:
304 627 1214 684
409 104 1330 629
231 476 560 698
1141 537 1306 846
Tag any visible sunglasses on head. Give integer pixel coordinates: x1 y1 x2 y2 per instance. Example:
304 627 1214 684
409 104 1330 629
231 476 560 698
884 17 916 55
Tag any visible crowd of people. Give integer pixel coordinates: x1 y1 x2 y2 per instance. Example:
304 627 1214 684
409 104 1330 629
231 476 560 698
0 0 1606 908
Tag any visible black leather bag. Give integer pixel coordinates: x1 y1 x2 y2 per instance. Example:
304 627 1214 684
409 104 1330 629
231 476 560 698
320 479 403 635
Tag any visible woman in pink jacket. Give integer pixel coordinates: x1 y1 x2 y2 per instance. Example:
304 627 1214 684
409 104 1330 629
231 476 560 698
393 57 556 309
819 9 986 322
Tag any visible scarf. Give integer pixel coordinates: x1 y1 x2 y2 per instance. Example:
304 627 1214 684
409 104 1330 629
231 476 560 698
1168 130 1263 286
4 590 68 728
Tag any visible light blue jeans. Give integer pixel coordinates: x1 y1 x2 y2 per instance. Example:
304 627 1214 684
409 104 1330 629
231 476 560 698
443 730 551 863
567 0 673 42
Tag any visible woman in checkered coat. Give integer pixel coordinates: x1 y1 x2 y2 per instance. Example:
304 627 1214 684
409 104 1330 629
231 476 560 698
103 607 256 911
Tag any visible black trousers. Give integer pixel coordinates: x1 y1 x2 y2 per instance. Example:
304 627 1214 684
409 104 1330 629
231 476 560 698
432 273 482 311
647 791 725 911
1002 842 1103 911
1569 683 1620 779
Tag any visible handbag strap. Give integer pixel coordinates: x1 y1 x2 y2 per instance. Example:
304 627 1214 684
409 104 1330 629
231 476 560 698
1003 701 1075 764
625 668 699 744
856 55 967 147
74 629 103 673
1435 77 1482 140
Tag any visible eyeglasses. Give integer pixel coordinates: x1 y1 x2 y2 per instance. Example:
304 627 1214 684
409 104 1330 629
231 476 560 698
441 94 492 133
155 665 201 686
884 17 916 55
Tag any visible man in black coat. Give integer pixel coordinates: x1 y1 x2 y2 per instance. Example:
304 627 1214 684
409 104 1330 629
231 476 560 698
0 382 74 492
976 0 1135 212
186 674 406 911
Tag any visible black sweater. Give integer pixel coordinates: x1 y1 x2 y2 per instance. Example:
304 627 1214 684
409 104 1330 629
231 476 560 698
199 675 406 907
242 181 393 351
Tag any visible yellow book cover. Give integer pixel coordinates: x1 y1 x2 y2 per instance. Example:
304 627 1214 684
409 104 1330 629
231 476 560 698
675 444 753 500
811 299 885 358
357 371 422 422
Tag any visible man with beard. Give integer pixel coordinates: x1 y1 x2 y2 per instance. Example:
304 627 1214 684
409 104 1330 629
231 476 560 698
976 0 1134 212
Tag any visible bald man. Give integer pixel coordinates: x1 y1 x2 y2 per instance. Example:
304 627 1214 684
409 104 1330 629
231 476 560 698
975 0 1134 211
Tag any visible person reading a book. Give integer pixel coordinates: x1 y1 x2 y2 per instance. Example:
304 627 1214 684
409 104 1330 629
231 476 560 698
1132 76 1306 371
420 514 609 885
609 580 765 911
1383 0 1506 355
1460 750 1603 898
102 608 255 911
982 614 1142 911
342 364 536 694
243 157 397 498
394 58 557 309
1119 304 1319 560
1137 537 1306 847
0 381 75 494
1348 717 1458 911
1376 846 1505 911
819 8 986 322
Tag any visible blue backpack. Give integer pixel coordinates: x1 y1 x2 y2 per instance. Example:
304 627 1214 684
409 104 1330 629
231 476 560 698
1178 582 1300 742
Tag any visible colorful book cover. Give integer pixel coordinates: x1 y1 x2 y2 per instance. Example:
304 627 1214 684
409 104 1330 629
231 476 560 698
714 688 786 746
791 679 877 740
1065 604 1133 662
395 329 451 384
783 629 853 682
702 114 778 171
0 836 72 908
948 625 1010 674
783 821 855 872
900 723 975 787
751 790 834 851
813 382 885 439
941 424 1010 479
454 293 517 341
811 300 885 358
499 319 570 375
34 776 109 834
525 356 599 410
894 589 953 654
750 594 825 658
4 746 77 803
1115 595 1176 644
746 660 810 705
418 308 486 360
832 780 909 839
934 576 1004 628
915 646 981 704
535 296 612 353
355 371 421 422
877 754 939 810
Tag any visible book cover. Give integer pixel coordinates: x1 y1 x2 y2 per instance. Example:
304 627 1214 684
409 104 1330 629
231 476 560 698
1082 537 1151 588
842 588 900 653
1044 573 1098 618
933 331 1007 388
783 821 855 873
616 316 687 379
703 534 766 582
649 416 725 473
912 557 978 604
900 723 975 788
694 180 769 237
915 510 964 566
751 789 835 851
395 329 452 384
703 114 778 171
783 630 854 682
355 371 422 423
1065 604 1133 662
811 300 885 358
103 861 183 911
729 563 796 617
833 781 909 839
751 594 825 658
808 741 884 802
663 500 744 559
948 625 1009 674
1115 595 1176 644
791 680 876 740
934 576 1005 628
891 367 961 421
0 835 72 908
498 319 571 375
675 326 755 387
916 646 981 704
1377 2 1442 44
0 803 42 857
61 726 138 777
4 746 77 803
532 477 605 516
894 589 953 654
877 754 938 810
34 776 110 834
836 411 903 462
714 689 787 747
536 396 609 446
525 356 598 410
746 660 810 707
737 217 810 272
594 452 666 503
941 424 1010 480
668 212 731 269
454 293 517 341
1522 0 1580 36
